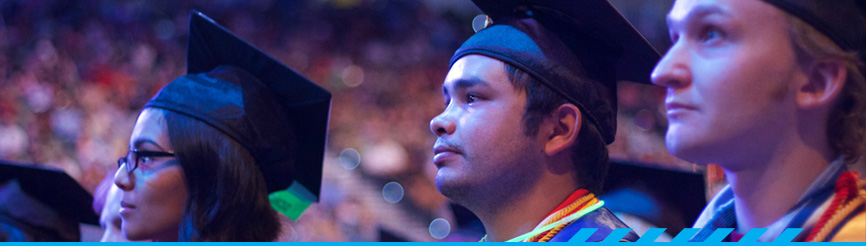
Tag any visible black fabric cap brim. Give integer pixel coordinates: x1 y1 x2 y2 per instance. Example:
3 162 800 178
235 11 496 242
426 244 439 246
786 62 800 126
0 160 99 225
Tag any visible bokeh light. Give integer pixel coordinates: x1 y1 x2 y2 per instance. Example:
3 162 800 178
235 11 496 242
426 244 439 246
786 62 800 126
429 218 451 240
382 181 404 204
338 148 361 170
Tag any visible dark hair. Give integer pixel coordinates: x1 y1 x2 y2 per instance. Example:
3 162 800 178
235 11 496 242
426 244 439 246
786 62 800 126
163 110 281 242
504 63 609 194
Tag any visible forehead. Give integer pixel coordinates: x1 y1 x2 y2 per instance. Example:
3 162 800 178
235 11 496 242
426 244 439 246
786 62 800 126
669 0 784 26
130 108 169 149
444 55 511 89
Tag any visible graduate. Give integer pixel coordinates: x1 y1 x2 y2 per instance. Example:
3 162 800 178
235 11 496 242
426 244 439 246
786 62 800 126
112 11 331 241
652 0 866 242
429 0 660 242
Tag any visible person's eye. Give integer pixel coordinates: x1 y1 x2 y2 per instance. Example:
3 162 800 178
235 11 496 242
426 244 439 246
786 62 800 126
699 26 725 43
140 156 153 163
467 93 479 103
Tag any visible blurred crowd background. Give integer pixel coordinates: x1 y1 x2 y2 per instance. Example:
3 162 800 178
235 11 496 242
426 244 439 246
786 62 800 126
0 0 706 241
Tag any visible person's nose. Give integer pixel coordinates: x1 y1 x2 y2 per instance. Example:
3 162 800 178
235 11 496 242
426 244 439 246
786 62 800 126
430 108 456 137
651 40 692 89
114 165 134 191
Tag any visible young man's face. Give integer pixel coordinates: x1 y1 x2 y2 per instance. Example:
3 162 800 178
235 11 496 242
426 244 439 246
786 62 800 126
651 0 806 166
430 54 544 204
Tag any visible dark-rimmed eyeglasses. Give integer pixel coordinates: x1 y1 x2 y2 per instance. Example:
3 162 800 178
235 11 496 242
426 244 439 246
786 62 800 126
117 149 176 173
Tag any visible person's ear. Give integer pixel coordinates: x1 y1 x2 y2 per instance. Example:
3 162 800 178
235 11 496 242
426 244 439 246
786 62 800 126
798 59 847 109
543 104 580 156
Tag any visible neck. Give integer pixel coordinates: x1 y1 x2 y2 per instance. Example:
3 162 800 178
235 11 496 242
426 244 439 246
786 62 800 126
722 135 834 233
474 174 578 242
152 227 180 242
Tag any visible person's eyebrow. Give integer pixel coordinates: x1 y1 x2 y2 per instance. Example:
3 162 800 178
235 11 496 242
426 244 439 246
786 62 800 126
667 4 729 30
131 139 166 151
444 77 490 94
455 78 490 90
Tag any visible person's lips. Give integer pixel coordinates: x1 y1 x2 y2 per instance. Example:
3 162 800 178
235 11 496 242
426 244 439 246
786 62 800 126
665 101 697 119
120 201 136 209
432 143 462 167
119 200 136 218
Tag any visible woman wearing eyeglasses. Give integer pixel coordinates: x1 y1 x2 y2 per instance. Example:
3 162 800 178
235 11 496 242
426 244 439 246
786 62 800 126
113 109 184 241
112 12 330 242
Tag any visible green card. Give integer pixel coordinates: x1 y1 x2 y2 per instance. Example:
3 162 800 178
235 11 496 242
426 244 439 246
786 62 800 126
268 181 315 220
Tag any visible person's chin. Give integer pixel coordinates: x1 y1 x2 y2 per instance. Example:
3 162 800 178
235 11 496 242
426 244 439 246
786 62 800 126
121 223 149 241
666 137 715 165
435 173 468 199
121 227 144 241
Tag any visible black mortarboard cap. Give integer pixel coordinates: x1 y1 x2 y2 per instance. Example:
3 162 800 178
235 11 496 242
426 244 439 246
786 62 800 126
0 160 99 228
451 0 660 144
761 0 866 59
144 11 331 216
